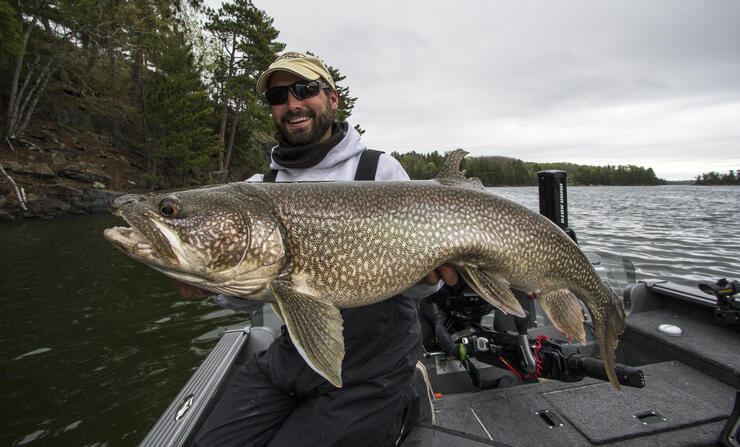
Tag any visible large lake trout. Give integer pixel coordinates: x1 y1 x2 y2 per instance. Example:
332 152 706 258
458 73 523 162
104 150 626 389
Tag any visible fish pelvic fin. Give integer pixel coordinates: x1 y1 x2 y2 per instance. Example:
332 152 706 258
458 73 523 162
460 266 526 317
271 281 345 388
539 289 587 345
434 149 485 190
594 319 622 391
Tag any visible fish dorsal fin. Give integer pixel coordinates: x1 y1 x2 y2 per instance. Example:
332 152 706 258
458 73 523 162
435 149 485 190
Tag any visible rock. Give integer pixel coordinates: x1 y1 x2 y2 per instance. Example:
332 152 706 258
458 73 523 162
51 150 68 164
98 151 112 159
88 132 112 145
3 161 55 178
92 181 106 189
49 184 83 200
59 161 112 184
119 155 130 165
19 139 43 152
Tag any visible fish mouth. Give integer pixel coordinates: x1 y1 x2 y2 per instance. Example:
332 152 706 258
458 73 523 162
104 225 167 267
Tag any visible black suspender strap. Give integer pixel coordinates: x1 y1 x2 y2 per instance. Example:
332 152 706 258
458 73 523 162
262 170 278 183
262 149 383 182
354 149 384 181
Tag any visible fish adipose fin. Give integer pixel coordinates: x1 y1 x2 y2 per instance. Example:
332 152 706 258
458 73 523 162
539 289 587 345
271 281 345 387
460 266 526 317
435 149 485 190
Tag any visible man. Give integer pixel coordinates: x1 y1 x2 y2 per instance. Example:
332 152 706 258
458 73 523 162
188 52 457 447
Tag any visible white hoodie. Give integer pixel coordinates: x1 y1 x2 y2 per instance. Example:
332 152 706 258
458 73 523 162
246 124 409 182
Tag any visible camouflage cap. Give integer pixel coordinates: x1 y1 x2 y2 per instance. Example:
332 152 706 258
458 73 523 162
257 52 336 94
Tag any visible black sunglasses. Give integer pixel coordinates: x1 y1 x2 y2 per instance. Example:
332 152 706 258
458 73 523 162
264 80 330 105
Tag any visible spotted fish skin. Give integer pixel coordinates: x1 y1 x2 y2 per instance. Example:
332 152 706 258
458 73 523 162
104 150 626 389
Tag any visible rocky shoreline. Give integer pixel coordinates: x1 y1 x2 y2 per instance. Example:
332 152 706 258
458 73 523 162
1 120 144 222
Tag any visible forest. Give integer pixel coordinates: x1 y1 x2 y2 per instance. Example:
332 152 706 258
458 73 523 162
1 0 665 190
0 0 361 187
694 171 739 185
393 151 665 186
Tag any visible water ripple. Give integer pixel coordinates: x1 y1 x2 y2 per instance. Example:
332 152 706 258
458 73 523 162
491 185 740 287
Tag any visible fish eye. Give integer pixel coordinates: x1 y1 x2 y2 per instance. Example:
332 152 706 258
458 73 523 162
158 197 181 217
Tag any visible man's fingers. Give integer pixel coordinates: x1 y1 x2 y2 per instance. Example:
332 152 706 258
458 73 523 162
423 270 440 285
420 264 459 286
437 264 459 286
173 280 212 299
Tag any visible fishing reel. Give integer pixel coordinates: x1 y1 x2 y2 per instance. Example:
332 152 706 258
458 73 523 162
698 278 740 325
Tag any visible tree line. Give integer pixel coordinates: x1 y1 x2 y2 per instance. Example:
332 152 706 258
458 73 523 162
391 151 665 186
695 171 739 185
0 0 358 187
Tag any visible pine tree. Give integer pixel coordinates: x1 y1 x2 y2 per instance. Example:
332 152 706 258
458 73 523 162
205 0 284 175
143 27 219 186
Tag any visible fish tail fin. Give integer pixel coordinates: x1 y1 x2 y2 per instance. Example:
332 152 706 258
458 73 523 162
460 266 526 317
595 320 622 391
539 289 587 345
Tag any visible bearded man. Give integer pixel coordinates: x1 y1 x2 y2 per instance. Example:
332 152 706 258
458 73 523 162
190 52 457 447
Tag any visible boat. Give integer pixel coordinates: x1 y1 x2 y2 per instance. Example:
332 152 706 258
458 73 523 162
140 172 740 446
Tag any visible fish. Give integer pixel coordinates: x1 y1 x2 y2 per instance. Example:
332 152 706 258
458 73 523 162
103 149 626 390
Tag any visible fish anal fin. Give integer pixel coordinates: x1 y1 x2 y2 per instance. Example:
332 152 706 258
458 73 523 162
539 289 587 345
460 266 526 317
271 281 345 388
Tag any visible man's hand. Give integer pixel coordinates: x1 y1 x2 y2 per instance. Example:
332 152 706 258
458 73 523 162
423 263 459 286
173 280 213 299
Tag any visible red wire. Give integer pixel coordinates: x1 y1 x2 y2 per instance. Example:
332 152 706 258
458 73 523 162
498 335 550 380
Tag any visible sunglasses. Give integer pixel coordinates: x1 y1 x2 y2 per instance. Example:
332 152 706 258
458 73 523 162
264 80 330 105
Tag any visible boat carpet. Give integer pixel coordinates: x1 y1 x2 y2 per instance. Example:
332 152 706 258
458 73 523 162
432 361 735 446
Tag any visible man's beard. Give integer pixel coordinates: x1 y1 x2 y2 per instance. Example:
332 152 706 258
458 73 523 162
275 96 335 146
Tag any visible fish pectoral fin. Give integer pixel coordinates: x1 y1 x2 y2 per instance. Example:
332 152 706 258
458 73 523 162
460 266 526 317
270 281 345 388
539 289 587 345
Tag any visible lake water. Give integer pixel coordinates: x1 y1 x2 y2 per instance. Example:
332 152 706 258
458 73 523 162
1 185 738 446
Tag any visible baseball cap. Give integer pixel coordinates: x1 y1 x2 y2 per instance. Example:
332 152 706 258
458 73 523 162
256 51 336 94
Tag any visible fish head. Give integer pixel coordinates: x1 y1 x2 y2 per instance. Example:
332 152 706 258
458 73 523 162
103 185 286 299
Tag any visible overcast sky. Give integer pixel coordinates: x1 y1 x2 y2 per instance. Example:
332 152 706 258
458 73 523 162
246 0 740 180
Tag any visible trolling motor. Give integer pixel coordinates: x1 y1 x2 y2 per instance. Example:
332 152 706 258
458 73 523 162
698 278 740 325
538 170 578 243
